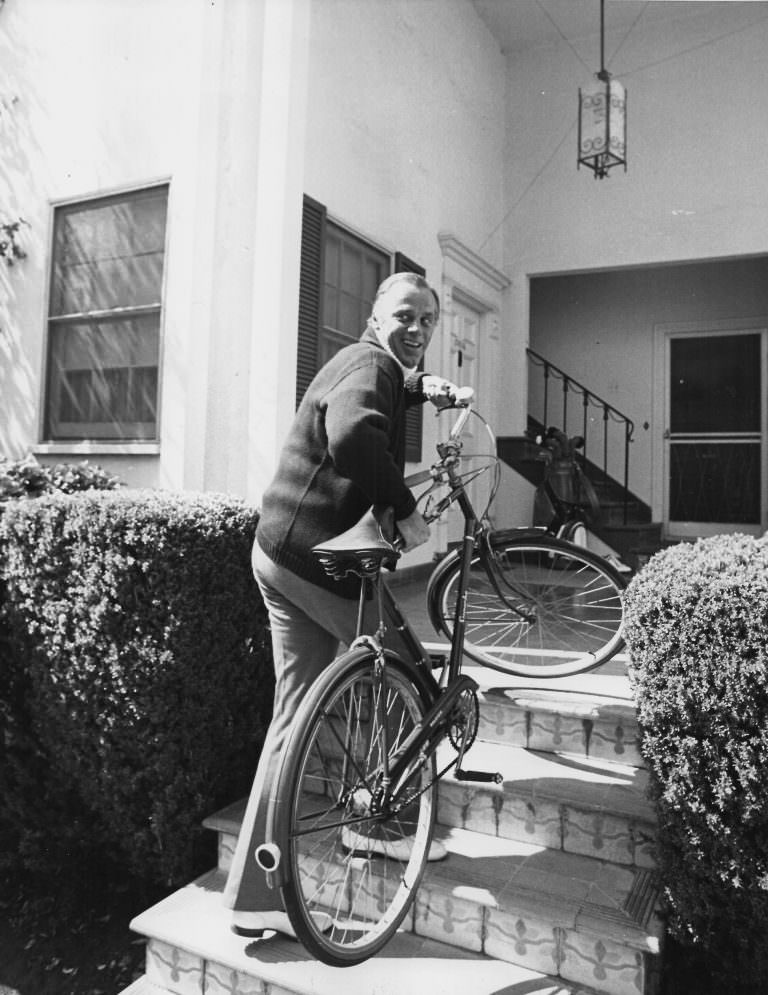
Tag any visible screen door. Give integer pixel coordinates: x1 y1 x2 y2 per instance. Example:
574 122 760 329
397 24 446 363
666 332 764 537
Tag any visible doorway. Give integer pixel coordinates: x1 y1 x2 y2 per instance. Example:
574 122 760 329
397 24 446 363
445 292 491 545
660 324 767 539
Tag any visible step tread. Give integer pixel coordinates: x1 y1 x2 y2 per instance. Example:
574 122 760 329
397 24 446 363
201 803 660 953
423 827 661 949
130 869 596 995
438 740 654 824
480 684 637 720
118 978 166 995
433 656 637 709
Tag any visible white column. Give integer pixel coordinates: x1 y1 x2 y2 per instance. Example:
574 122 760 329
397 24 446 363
245 0 312 507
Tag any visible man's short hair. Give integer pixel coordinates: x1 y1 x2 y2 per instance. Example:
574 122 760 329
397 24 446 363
373 272 440 319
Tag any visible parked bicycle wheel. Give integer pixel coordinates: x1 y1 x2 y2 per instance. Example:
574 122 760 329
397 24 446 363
273 648 436 966
427 532 626 678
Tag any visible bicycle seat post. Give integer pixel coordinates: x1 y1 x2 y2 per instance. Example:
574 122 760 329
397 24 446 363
355 575 370 640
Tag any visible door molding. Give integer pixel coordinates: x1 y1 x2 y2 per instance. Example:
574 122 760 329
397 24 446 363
652 316 768 537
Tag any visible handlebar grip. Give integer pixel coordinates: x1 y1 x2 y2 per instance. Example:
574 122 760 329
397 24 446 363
452 385 474 406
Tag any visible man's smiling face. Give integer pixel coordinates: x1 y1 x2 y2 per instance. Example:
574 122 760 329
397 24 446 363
372 281 438 369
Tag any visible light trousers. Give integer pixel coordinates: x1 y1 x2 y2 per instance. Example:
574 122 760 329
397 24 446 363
224 544 397 914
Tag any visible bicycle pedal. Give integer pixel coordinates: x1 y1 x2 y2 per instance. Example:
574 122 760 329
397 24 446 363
455 768 503 784
429 653 447 670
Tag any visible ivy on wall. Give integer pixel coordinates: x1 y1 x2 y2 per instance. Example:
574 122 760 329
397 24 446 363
0 218 28 266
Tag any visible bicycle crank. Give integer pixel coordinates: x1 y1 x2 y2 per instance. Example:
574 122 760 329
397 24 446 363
455 767 503 784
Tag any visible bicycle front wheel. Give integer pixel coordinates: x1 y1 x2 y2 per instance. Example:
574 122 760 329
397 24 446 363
274 648 436 966
428 533 626 678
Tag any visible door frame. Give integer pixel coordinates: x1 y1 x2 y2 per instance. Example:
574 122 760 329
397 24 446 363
652 317 768 540
435 234 508 552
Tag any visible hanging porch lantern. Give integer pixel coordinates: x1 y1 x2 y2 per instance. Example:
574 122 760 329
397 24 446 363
577 0 627 179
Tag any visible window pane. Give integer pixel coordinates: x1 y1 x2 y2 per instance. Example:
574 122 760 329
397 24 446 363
670 334 760 434
45 186 167 442
339 243 361 294
322 222 387 341
338 291 360 333
46 313 160 440
50 186 168 315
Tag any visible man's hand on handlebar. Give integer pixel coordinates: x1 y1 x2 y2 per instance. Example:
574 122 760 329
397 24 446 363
395 508 431 551
421 376 472 410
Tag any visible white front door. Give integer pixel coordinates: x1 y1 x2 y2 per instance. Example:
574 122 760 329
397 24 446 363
445 295 490 544
663 328 767 539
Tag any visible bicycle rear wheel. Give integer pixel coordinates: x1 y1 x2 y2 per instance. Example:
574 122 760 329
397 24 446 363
274 648 436 966
428 533 626 678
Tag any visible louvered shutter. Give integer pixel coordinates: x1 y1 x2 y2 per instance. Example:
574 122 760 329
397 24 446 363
395 252 425 463
296 195 326 408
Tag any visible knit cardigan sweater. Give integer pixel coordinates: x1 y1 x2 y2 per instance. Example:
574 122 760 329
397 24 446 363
256 326 427 598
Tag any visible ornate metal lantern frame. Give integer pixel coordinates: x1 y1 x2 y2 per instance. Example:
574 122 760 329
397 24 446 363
577 0 627 179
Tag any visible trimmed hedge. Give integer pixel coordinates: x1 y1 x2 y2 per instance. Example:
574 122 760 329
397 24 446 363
0 454 120 501
624 534 768 987
0 489 272 887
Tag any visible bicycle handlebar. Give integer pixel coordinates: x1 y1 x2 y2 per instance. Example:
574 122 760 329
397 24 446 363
447 386 475 441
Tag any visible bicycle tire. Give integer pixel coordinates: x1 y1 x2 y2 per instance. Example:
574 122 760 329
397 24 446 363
427 531 626 678
273 647 437 966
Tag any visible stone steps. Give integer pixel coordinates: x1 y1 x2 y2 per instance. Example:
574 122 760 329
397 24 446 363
474 682 642 768
436 740 655 868
123 648 663 995
205 737 654 878
194 789 660 995
128 867 615 995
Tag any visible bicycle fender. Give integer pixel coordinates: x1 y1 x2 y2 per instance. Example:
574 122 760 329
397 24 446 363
425 528 548 605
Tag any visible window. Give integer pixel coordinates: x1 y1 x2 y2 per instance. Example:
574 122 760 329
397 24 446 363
43 185 168 442
297 195 424 461
320 221 389 367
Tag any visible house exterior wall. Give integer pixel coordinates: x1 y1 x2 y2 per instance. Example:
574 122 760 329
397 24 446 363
0 0 209 486
1 0 508 561
529 258 768 507
300 0 512 547
496 3 768 527
501 3 768 275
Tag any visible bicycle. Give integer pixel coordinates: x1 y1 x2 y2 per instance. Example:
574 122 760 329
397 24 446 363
531 425 602 549
254 391 626 966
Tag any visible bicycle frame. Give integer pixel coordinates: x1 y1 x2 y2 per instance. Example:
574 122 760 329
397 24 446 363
346 402 502 810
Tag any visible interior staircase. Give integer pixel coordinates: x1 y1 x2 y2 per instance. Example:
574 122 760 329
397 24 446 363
123 639 664 995
497 424 664 573
522 349 667 571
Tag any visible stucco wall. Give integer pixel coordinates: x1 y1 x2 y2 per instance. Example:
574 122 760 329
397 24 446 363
499 2 768 528
1 0 509 526
304 0 506 273
501 3 768 276
0 0 206 486
302 0 508 498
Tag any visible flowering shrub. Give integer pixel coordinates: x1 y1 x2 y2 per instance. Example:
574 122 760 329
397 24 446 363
624 534 768 986
0 489 272 886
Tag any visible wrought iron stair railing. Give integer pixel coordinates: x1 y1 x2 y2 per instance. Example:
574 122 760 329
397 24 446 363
527 348 636 525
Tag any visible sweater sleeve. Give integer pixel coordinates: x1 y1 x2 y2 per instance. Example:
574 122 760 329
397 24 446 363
404 370 429 409
322 359 417 521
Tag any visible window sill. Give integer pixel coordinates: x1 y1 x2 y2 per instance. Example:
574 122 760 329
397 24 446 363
32 442 161 457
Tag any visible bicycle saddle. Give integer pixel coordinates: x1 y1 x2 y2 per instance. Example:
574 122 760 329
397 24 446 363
312 507 400 580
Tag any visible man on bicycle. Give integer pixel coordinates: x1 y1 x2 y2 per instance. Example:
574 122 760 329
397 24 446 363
225 271 459 938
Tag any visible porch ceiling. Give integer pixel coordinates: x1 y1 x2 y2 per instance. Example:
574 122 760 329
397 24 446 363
471 0 764 56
